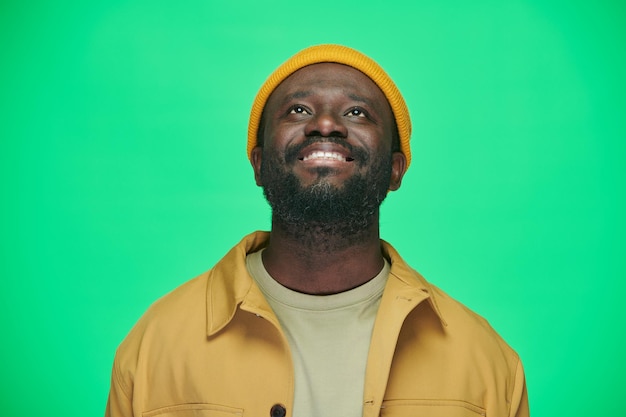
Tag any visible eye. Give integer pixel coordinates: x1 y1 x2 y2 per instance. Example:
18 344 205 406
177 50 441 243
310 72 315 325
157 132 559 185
346 107 367 117
289 105 310 115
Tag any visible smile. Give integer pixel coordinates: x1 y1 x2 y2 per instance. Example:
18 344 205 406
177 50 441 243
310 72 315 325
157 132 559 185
300 151 354 162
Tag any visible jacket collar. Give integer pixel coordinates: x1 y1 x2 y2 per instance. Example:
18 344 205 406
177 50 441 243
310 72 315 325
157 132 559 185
206 232 446 336
381 240 447 326
205 231 271 336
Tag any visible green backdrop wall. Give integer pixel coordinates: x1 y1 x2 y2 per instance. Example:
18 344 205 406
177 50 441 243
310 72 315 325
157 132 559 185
1 1 624 416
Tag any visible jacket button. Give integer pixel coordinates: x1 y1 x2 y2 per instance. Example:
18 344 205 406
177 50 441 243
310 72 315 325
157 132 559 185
270 404 286 417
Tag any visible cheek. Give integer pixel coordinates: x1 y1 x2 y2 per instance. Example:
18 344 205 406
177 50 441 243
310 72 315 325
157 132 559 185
263 122 297 149
355 128 392 154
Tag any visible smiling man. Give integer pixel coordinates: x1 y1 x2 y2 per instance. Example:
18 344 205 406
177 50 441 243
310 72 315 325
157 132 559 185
106 45 529 417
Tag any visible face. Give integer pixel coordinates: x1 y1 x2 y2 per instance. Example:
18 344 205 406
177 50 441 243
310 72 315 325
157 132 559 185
252 62 404 190
250 63 406 235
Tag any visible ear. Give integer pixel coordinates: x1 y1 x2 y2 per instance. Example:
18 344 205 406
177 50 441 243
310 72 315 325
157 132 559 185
388 151 407 191
250 146 264 186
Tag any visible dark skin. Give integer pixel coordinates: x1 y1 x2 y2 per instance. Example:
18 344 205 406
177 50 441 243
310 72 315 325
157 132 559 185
250 63 407 295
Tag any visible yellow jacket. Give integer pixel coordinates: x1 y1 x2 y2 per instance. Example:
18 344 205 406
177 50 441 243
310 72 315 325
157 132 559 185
106 231 529 417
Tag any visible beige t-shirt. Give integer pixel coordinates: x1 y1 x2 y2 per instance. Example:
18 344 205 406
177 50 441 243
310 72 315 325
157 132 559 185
246 250 389 417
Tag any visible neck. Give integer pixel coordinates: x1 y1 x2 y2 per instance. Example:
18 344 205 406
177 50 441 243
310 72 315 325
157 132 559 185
261 215 385 295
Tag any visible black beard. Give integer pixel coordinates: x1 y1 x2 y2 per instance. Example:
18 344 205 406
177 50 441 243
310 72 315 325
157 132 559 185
259 140 393 250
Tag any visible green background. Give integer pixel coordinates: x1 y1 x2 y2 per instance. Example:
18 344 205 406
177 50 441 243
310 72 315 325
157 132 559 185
1 0 624 415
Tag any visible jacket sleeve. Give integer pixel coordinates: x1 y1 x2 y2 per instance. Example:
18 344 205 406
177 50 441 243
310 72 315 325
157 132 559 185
105 358 134 417
509 358 530 417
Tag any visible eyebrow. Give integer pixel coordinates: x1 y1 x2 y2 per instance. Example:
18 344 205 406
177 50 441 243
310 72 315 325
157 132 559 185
279 90 379 112
347 93 374 108
281 91 312 104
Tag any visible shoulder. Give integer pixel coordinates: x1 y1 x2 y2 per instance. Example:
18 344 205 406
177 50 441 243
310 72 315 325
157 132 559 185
113 271 210 363
382 240 520 367
383 264 527 416
112 232 271 370
134 271 210 334
122 231 271 339
429 283 518 359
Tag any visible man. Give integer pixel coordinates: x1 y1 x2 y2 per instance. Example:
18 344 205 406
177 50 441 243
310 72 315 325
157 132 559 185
106 44 529 417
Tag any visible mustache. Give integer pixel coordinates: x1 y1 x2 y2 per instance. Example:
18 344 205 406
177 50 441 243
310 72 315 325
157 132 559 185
284 137 370 165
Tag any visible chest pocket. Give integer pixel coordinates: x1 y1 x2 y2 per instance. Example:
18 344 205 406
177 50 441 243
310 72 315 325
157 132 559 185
143 403 244 417
380 399 486 417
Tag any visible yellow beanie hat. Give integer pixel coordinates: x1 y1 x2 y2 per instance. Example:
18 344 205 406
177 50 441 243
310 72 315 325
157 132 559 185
247 44 412 169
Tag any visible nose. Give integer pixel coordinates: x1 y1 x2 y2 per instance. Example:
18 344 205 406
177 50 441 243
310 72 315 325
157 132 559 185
304 111 348 138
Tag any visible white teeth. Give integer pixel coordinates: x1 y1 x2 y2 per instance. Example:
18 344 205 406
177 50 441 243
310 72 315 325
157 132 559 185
302 151 346 162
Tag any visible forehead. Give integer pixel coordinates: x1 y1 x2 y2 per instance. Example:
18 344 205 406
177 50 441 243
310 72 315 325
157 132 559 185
268 62 389 108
